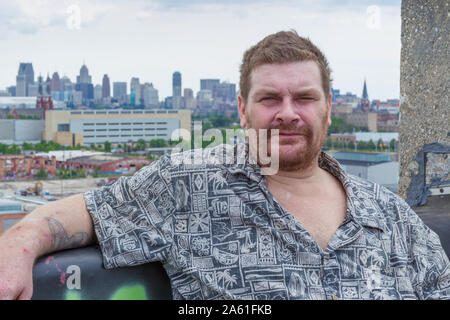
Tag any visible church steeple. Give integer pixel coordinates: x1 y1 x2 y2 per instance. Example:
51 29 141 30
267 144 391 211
360 78 370 112
362 78 369 101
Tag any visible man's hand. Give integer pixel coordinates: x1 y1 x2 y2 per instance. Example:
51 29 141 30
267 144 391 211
0 231 36 299
0 193 96 300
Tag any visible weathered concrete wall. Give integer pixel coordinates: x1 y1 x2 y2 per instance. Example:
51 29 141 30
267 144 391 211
399 0 449 204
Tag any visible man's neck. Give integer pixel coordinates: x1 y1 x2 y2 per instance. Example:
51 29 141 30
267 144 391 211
265 156 327 192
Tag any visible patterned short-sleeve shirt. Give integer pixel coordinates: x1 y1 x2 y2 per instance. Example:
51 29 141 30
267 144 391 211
84 143 450 300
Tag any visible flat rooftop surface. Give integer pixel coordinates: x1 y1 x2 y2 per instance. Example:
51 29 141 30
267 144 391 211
413 195 450 257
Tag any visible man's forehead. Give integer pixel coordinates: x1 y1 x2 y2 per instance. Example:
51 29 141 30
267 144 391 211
251 61 322 91
249 61 323 96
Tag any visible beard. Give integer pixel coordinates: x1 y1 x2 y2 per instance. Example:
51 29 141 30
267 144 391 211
246 114 328 172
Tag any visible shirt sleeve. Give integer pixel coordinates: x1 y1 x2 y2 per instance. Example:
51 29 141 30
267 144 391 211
83 156 176 269
407 206 450 299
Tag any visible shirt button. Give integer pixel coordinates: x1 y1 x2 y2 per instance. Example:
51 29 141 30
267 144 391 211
324 254 332 260
332 295 339 300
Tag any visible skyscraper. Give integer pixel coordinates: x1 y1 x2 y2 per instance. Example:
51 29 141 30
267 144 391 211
200 79 220 92
94 85 103 102
102 74 111 98
184 88 196 109
172 71 183 108
172 71 182 97
51 72 61 91
16 63 34 96
130 77 141 106
75 63 94 103
214 82 236 103
76 64 92 84
142 83 159 108
113 82 127 103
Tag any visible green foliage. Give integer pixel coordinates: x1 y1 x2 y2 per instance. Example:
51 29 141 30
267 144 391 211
390 139 397 151
0 143 21 154
367 139 376 151
149 139 167 148
57 168 70 179
36 168 48 179
136 139 147 151
347 140 355 150
328 116 368 134
104 141 112 152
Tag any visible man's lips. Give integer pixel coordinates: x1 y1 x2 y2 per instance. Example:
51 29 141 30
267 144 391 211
273 132 306 137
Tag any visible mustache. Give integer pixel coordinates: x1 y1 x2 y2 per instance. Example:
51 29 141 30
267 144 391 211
266 124 312 137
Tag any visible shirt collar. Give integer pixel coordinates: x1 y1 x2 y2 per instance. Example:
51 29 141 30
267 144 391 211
223 142 388 233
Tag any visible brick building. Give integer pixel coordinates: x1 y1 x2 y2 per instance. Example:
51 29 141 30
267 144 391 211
61 155 152 175
0 154 57 179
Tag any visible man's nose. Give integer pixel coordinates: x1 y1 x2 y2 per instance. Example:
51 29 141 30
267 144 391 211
275 98 301 124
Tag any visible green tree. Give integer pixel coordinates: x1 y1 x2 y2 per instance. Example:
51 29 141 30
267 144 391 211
377 138 384 152
22 142 34 151
390 139 397 152
136 139 147 151
36 168 48 179
367 139 376 151
347 140 355 150
149 139 167 148
104 141 112 152
357 141 367 151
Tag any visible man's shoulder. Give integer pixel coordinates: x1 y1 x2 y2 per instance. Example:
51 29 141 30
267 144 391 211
346 173 412 219
157 143 245 171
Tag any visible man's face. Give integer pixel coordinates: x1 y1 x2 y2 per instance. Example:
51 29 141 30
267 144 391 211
238 60 332 171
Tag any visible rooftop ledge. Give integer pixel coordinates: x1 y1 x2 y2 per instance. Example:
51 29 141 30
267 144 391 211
31 195 450 300
32 245 172 300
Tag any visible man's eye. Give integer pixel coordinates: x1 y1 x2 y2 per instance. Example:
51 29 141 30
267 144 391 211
261 97 276 101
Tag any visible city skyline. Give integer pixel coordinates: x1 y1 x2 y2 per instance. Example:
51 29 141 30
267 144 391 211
0 0 401 100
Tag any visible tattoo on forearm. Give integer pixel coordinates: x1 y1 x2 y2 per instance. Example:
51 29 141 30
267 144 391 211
45 217 90 251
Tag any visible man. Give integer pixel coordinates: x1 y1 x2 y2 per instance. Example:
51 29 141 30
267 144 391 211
0 30 449 300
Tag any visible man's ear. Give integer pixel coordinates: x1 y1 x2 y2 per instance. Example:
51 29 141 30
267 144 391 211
237 95 247 128
326 92 332 126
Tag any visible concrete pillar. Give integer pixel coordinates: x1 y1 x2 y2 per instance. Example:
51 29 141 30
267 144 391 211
399 0 449 205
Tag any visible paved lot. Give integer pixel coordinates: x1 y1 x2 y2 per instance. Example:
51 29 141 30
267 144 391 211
414 195 450 257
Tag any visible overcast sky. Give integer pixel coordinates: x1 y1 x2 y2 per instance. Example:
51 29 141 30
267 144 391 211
0 0 401 100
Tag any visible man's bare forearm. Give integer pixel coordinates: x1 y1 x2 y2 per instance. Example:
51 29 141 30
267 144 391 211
1 193 96 259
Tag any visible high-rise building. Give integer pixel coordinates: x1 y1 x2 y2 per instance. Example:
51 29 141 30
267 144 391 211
141 83 159 108
214 82 236 103
197 90 213 108
51 72 61 92
113 82 127 103
172 71 182 97
27 83 39 97
184 88 196 109
7 86 16 97
130 77 141 106
16 75 27 97
94 85 103 102
102 74 110 98
16 63 34 96
75 64 93 103
172 71 182 109
76 64 92 84
200 79 220 92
